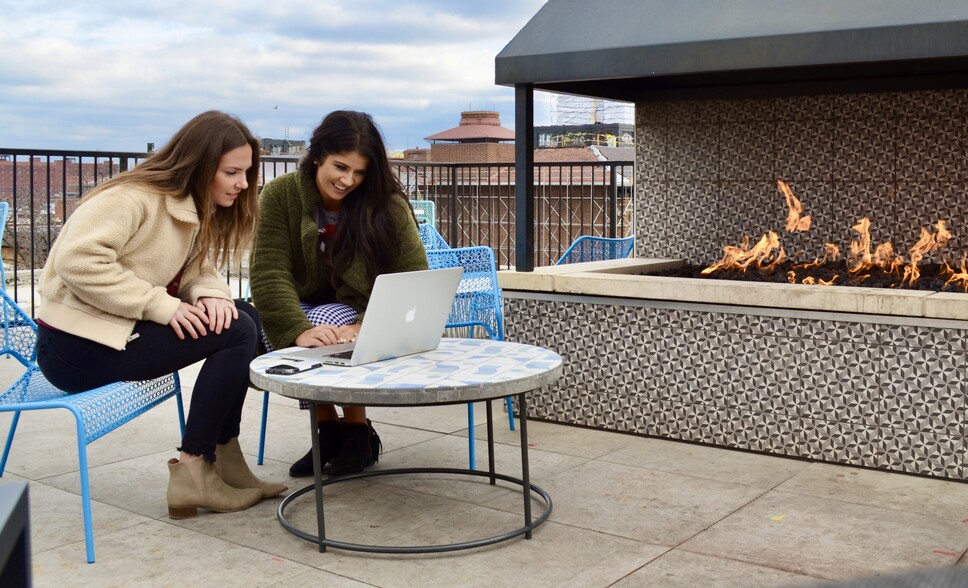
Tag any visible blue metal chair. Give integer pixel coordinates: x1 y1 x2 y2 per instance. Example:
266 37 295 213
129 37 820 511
0 293 185 564
0 201 185 563
418 222 450 251
555 235 635 265
409 199 436 225
425 246 514 470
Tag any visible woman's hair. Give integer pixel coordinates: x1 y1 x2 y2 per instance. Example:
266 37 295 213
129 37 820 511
299 110 414 286
84 110 260 270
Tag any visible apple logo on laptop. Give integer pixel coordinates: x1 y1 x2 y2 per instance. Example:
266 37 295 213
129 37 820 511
405 306 417 322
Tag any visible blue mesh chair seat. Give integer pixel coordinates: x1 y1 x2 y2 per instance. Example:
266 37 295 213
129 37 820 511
0 202 185 564
555 235 635 265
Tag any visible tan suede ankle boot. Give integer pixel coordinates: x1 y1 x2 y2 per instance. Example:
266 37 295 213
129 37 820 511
166 458 263 519
214 438 288 498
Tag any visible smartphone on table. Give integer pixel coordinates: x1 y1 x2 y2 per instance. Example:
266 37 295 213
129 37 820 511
265 363 322 375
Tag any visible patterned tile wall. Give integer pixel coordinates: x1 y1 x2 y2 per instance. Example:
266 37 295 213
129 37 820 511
506 296 968 480
633 90 968 264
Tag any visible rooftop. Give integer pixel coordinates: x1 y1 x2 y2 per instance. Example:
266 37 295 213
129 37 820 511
424 111 515 143
3 357 968 586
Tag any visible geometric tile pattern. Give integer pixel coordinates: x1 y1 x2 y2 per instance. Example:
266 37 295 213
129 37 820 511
505 296 968 481
633 89 968 264
537 88 968 479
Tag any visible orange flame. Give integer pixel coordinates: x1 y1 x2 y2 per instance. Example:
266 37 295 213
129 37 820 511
779 179 811 232
818 275 839 286
801 275 839 286
847 217 905 276
799 243 841 269
702 181 966 292
902 220 951 287
703 232 785 274
848 218 874 272
944 255 968 290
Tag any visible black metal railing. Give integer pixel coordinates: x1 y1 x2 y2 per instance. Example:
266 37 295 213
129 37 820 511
1 149 634 313
390 161 634 269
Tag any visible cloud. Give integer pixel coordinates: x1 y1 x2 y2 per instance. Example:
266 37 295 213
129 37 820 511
0 0 551 151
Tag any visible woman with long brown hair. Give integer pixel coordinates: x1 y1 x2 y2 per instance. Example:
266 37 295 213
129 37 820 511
36 110 286 518
251 110 428 478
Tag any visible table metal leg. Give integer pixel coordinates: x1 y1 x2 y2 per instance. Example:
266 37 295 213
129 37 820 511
309 401 326 552
485 400 496 484
467 403 475 470
277 393 552 553
517 392 533 538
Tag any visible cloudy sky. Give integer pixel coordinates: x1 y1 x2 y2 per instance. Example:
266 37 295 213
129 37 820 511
0 0 552 153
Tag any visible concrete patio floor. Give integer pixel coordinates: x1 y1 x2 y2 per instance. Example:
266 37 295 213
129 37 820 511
2 357 968 587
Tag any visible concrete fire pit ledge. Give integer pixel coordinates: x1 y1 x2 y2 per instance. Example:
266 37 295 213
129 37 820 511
498 258 968 322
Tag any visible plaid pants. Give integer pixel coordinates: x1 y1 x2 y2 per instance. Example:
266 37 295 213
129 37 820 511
261 302 357 409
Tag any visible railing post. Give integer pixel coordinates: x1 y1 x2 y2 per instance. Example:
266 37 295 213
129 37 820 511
449 164 458 246
608 165 618 238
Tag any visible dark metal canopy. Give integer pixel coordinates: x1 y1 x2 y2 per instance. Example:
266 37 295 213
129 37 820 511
496 0 968 101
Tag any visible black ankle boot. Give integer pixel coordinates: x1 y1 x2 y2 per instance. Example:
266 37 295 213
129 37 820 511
289 419 341 477
329 422 373 477
364 419 382 467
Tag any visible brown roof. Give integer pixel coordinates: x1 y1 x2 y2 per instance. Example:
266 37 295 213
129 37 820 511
425 110 516 142
424 125 516 142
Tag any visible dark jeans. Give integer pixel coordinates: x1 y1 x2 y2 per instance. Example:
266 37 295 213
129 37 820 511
37 300 260 461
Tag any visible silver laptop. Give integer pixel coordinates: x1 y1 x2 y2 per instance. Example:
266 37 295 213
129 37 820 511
281 267 463 366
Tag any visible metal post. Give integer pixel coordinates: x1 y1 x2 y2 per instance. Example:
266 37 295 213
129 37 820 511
608 164 618 237
449 165 458 246
517 392 533 538
514 84 535 271
309 402 327 552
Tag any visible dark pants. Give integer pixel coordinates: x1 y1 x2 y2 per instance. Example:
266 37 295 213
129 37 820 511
36 300 260 461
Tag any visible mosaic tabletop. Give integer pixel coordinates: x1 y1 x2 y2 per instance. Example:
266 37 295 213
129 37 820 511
250 338 563 407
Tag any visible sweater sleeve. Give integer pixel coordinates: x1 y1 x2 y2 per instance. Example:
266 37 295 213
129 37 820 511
180 255 233 303
250 177 315 349
50 189 180 324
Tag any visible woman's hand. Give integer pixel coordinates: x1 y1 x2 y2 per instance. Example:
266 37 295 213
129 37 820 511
168 302 210 340
197 297 238 334
334 324 361 344
295 324 348 347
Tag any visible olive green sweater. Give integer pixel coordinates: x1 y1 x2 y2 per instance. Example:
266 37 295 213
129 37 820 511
250 171 428 349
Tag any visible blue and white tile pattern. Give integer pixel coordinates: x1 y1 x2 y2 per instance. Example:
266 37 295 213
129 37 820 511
250 338 563 406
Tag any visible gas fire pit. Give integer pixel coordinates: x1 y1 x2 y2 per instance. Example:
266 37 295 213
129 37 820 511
654 180 968 294
498 0 968 481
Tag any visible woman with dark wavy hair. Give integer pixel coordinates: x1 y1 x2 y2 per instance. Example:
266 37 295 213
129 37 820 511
37 110 287 519
251 110 427 477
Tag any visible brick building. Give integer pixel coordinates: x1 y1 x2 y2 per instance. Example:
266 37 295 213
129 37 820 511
421 111 515 163
0 157 115 202
395 111 633 265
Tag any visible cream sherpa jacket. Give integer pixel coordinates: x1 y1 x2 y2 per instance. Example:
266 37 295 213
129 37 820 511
38 183 232 350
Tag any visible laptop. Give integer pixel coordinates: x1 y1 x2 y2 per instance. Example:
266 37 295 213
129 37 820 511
281 266 463 366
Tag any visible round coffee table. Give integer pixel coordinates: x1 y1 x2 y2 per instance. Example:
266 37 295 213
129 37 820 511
250 338 563 554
